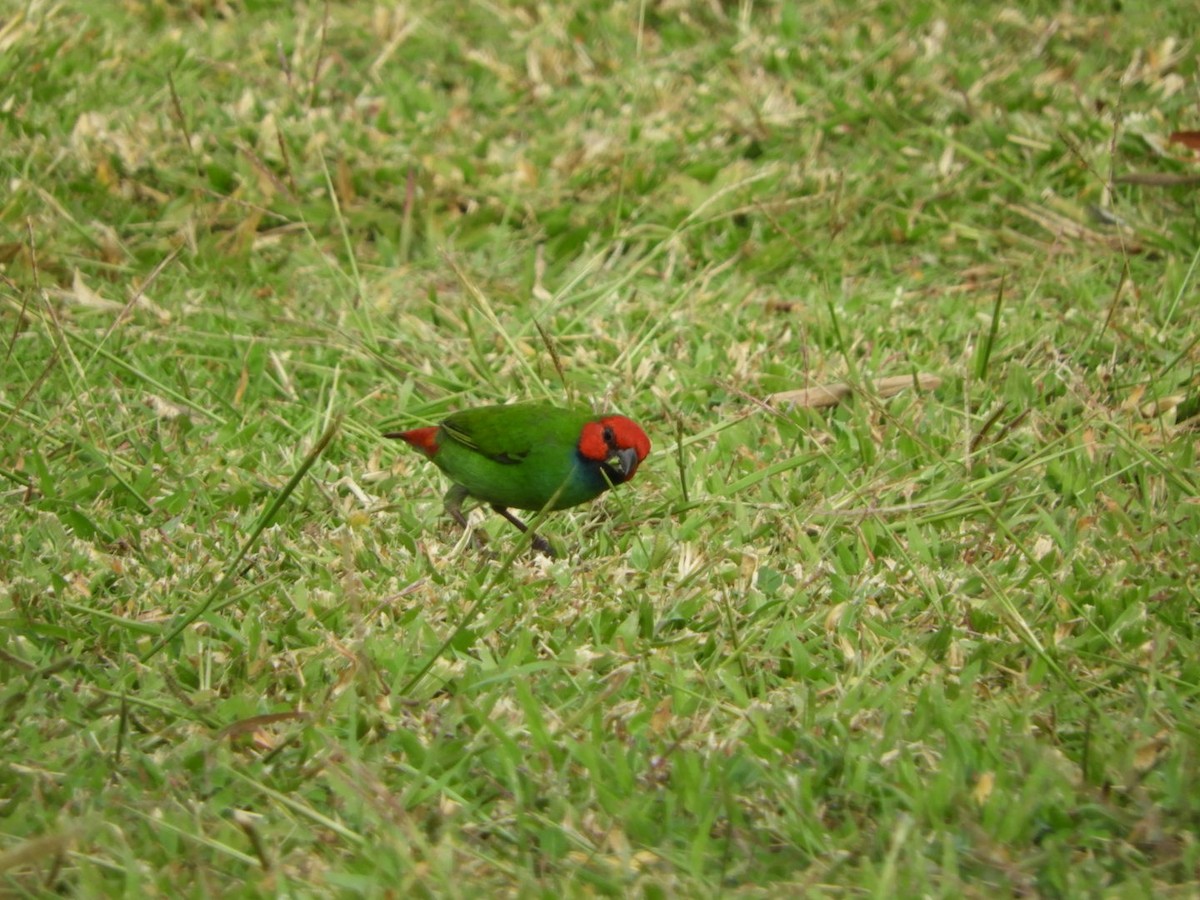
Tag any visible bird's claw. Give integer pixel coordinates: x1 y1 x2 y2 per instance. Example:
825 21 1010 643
530 534 557 558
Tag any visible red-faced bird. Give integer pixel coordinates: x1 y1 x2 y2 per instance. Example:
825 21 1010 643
386 402 650 555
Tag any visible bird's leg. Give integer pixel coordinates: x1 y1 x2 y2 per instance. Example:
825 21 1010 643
444 484 487 550
492 506 556 558
443 484 470 529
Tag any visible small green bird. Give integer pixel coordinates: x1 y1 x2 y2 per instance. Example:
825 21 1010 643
386 402 651 555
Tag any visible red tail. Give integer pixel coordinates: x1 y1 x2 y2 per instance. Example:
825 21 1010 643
384 426 440 457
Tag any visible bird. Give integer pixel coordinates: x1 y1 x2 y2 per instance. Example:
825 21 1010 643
385 401 651 556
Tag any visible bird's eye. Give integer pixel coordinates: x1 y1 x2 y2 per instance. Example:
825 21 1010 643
603 426 615 445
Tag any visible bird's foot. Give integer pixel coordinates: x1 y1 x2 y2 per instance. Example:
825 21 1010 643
529 533 557 558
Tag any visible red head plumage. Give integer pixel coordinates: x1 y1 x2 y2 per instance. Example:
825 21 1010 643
577 415 651 482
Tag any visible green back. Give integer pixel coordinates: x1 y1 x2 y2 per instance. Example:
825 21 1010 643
431 403 609 511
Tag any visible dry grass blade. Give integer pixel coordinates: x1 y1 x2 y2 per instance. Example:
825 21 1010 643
768 373 942 409
215 711 311 741
534 318 570 401
0 830 75 874
1114 172 1200 187
1008 203 1144 253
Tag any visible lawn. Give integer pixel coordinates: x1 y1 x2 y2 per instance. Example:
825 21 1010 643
2 0 1199 895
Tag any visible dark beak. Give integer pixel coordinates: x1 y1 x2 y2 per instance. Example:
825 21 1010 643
606 446 639 481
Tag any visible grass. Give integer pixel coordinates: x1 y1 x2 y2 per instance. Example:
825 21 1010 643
2 0 1199 895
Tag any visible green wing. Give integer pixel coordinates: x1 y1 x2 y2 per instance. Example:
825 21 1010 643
431 402 605 511
440 402 585 465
